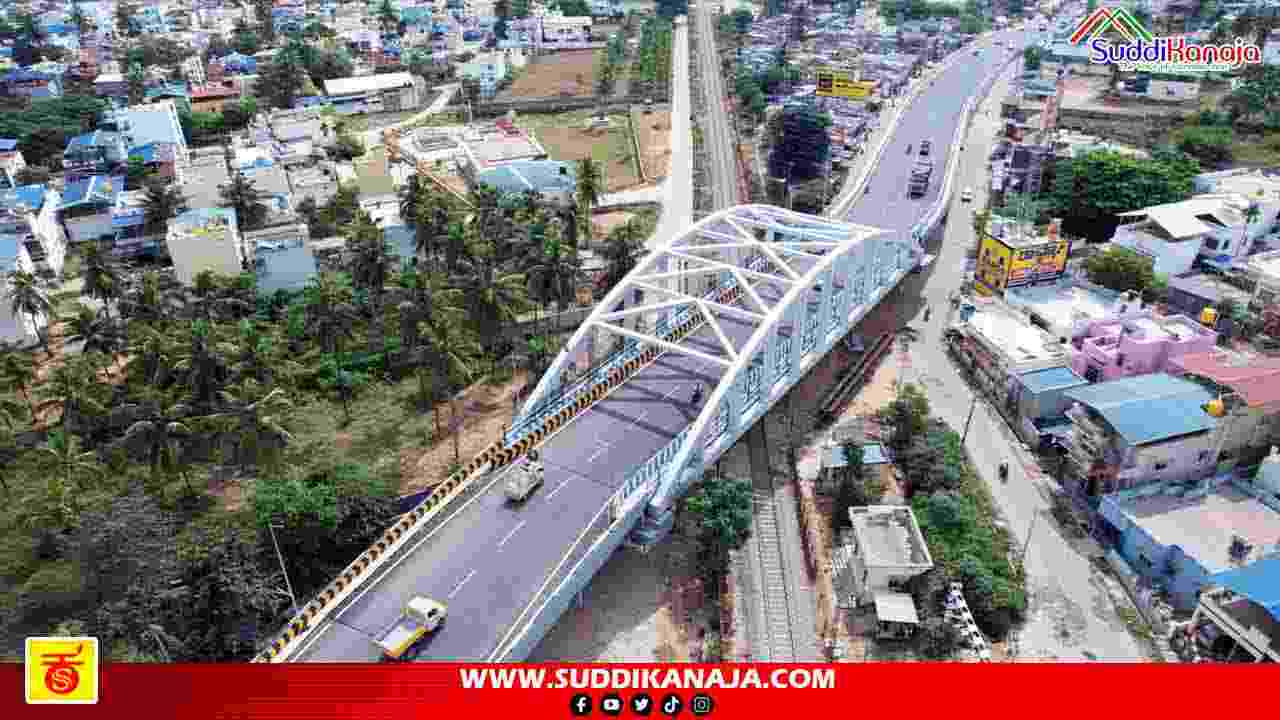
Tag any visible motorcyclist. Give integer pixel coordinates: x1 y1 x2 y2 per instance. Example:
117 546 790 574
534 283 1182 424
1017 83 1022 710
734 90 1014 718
691 383 704 404
998 462 1009 481
906 143 912 154
864 184 870 194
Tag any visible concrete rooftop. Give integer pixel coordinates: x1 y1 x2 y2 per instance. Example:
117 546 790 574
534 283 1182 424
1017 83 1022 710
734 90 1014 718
1118 485 1280 574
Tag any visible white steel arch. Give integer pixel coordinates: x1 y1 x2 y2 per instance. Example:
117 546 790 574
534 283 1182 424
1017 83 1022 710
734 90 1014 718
520 205 902 476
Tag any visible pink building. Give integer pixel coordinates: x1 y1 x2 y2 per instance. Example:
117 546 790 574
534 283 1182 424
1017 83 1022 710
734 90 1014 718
1071 313 1218 383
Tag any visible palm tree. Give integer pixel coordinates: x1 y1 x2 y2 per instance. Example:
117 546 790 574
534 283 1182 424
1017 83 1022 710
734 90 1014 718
303 272 360 355
143 180 188 238
0 342 38 418
78 241 122 318
173 320 232 407
37 430 102 492
418 312 479 464
0 396 25 492
528 224 581 342
115 396 198 492
181 270 253 321
210 387 293 469
5 270 53 356
120 269 180 323
220 172 267 230
601 218 643 294
376 0 399 34
457 238 528 365
43 354 110 433
62 305 125 363
575 158 605 243
344 213 395 355
399 173 428 227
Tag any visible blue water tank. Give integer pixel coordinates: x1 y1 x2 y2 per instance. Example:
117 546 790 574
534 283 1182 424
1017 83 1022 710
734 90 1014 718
462 30 483 41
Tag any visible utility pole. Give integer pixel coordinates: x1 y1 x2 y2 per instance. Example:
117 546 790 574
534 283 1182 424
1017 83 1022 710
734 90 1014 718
961 392 979 443
1019 512 1038 566
267 522 299 615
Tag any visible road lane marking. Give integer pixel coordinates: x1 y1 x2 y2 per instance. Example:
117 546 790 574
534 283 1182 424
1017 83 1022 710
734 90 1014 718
629 410 649 427
448 570 476 599
544 477 571 501
587 445 610 463
663 385 683 399
497 520 527 549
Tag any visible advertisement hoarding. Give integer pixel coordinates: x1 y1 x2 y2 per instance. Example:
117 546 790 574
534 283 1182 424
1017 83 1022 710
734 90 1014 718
815 69 875 99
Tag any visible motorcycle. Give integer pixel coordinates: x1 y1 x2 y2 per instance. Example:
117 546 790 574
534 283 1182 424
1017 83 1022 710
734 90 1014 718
998 462 1009 482
906 143 912 154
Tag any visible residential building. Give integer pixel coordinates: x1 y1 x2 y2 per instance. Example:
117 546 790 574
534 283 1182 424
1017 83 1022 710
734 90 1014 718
1169 349 1280 465
190 83 242 113
1069 312 1217 383
0 183 65 281
1262 29 1280 66
246 223 318 294
1185 557 1280 662
58 175 126 246
818 442 894 494
1 66 63 98
62 131 128 180
127 143 179 181
457 51 512 100
1165 273 1252 324
323 72 424 114
1110 194 1278 276
1245 249 1280 308
92 72 127 98
0 139 26 190
181 56 207 86
974 217 1072 297
1064 373 1218 495
1007 365 1090 445
949 294 1071 403
166 207 243 286
475 160 577 206
1004 278 1149 342
1099 480 1280 611
841 506 934 612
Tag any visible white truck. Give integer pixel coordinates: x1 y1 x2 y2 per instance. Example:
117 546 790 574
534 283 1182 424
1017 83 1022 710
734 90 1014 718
373 596 447 661
505 450 545 502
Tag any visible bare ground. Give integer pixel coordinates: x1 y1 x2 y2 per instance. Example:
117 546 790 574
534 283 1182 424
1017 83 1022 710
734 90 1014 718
632 109 672 181
500 51 602 99
590 210 637 238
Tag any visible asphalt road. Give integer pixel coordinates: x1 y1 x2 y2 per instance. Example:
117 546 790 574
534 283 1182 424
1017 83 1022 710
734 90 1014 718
696 6 740 211
843 31 1026 234
649 20 693 251
294 311 759 662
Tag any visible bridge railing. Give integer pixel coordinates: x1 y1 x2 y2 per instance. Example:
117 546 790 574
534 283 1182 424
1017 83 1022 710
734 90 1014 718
506 255 768 447
619 426 691 502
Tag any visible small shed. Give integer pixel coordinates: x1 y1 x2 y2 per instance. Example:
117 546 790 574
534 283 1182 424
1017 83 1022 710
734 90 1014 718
819 442 893 492
873 592 920 639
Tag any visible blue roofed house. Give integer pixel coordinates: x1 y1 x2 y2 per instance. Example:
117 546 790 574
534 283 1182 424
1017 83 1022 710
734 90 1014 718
1187 554 1280 661
62 131 129 181
245 222 317 294
475 160 576 206
57 175 160 256
1065 373 1220 496
1 184 67 342
1009 365 1090 446
0 139 27 190
165 207 244 286
1 66 64 98
97 101 190 172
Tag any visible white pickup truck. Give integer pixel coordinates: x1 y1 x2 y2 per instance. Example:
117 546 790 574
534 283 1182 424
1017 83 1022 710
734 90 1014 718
373 596 447 661
505 451 545 502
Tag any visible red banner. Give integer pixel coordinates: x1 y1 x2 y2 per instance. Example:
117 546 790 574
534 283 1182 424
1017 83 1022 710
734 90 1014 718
4 663 1268 718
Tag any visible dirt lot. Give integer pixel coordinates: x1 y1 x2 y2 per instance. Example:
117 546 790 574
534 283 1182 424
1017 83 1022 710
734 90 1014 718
632 109 672 180
501 51 603 99
525 112 642 191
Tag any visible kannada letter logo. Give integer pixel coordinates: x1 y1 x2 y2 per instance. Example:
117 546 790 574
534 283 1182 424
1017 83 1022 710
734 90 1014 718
26 637 99 704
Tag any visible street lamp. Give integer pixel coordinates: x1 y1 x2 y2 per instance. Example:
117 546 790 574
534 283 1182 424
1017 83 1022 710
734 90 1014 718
961 392 980 444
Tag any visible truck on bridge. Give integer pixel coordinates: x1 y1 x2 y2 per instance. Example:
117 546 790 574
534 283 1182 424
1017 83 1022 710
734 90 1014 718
373 596 447 661
506 450 545 502
908 140 934 198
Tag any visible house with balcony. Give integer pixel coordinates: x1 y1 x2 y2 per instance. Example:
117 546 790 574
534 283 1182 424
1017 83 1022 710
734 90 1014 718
1064 373 1218 496
1070 313 1218 384
1110 194 1279 276
1183 556 1280 662
1004 279 1150 343
0 183 65 282
1168 349 1280 467
98 101 191 169
0 139 26 190
57 175 159 257
63 131 129 181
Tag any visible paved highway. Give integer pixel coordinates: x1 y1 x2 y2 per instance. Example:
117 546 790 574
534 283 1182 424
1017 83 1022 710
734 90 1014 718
844 32 1027 234
649 20 693 250
695 6 740 210
295 308 766 661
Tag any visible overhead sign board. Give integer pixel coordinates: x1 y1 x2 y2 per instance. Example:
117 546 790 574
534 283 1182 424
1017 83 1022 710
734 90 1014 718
815 69 875 99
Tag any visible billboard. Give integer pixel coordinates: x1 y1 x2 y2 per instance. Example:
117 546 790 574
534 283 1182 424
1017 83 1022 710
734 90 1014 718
975 232 1071 294
815 69 875 99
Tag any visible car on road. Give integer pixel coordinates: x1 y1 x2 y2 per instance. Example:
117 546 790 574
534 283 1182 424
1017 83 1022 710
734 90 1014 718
961 187 974 202
505 450 545 502
374 596 447 661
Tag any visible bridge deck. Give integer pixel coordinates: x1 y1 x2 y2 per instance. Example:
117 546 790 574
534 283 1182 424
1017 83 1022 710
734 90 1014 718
295 313 758 662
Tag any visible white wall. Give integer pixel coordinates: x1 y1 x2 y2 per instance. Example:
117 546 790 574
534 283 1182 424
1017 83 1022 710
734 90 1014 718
1109 223 1202 277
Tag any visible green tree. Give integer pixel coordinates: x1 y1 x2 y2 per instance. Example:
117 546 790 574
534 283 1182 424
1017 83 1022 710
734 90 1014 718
126 63 147 105
68 4 92 38
458 238 528 363
601 218 643 293
0 342 38 418
1082 246 1155 294
575 158 605 243
1173 124 1234 166
768 103 832 183
684 475 753 586
116 1 139 37
143 179 189 238
220 172 267 230
1022 46 1042 72
259 51 305 110
4 270 53 356
1225 65 1280 123
254 0 276 43
376 0 400 34
879 383 931 452
1047 149 1199 240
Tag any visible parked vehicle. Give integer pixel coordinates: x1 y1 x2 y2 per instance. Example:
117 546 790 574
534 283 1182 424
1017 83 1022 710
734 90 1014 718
961 187 974 202
374 597 447 661
505 450 545 502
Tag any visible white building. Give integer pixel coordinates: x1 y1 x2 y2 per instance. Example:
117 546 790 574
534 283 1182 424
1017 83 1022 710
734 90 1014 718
181 55 207 86
323 72 425 114
1264 29 1280 66
843 506 934 606
166 207 243 286
1110 194 1280 276
1 184 67 343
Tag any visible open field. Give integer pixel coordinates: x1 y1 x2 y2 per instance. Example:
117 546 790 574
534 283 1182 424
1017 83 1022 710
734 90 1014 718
500 51 602 99
590 210 640 238
633 108 672 180
521 111 642 191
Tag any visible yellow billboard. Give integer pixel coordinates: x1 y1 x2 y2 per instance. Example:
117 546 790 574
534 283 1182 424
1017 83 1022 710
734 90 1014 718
815 69 875 99
975 233 1071 295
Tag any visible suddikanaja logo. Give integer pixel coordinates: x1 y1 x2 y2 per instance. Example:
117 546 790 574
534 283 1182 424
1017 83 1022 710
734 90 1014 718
1070 7 1263 72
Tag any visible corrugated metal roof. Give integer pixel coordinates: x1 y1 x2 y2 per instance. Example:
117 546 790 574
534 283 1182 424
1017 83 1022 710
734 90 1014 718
1174 351 1280 407
1019 366 1088 394
1211 555 1280 617
324 72 414 96
873 592 920 624
1064 373 1215 446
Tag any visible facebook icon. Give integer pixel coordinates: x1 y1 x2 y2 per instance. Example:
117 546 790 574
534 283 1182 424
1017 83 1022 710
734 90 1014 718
570 694 593 716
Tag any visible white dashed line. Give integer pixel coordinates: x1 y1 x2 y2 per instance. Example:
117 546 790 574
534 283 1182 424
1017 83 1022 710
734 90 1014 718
630 411 649 427
497 520 527 549
544 477 571 501
587 445 610 463
663 385 683 399
448 570 475 599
